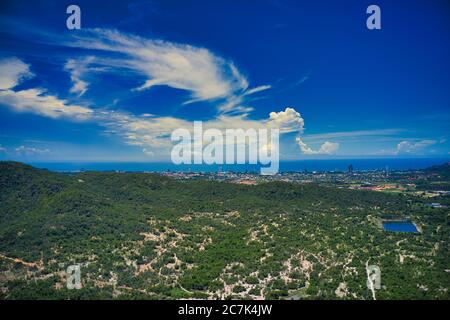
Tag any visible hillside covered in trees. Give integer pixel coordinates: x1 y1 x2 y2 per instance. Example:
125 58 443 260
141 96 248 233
0 162 448 300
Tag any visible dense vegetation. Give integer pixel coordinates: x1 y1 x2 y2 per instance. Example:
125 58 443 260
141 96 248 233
0 161 448 300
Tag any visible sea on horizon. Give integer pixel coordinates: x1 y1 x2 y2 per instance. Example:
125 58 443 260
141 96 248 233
26 157 450 173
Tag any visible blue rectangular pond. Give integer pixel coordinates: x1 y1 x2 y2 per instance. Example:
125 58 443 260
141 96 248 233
382 221 418 233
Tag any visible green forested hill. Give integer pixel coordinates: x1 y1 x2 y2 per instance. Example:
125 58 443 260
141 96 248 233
0 162 448 300
423 162 450 180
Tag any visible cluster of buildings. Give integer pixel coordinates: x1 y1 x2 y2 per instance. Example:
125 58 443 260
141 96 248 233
157 166 449 202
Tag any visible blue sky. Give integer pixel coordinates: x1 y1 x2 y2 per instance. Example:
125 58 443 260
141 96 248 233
0 0 449 162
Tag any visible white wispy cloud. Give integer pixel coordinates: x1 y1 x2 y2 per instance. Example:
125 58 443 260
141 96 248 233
0 57 93 120
217 85 271 114
370 138 444 156
243 85 272 96
302 129 404 142
276 74 310 93
142 148 154 156
0 57 34 90
297 129 404 155
62 28 271 114
291 75 309 87
0 88 93 120
0 53 319 159
15 145 50 156
64 57 94 96
0 58 276 155
67 29 249 103
0 145 7 153
396 139 437 154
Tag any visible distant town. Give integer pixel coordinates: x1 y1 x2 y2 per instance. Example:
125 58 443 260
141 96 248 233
155 164 449 203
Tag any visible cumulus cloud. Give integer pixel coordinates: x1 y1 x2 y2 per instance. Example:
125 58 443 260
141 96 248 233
318 141 339 154
296 137 339 155
0 54 308 159
267 107 304 133
15 145 50 156
0 57 34 90
101 107 305 154
0 145 7 153
396 140 437 154
0 57 279 154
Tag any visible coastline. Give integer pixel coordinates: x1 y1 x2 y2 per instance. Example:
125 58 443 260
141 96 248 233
23 157 450 173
